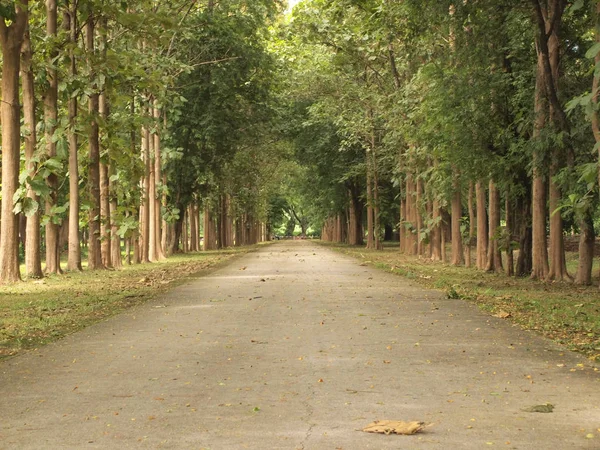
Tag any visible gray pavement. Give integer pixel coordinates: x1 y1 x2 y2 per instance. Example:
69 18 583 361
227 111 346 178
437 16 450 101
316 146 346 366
1 241 599 449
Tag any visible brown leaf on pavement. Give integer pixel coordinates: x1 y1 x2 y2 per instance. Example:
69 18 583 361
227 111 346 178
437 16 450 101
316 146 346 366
362 420 425 435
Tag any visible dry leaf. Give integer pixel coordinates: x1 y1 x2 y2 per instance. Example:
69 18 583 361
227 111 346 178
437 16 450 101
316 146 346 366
362 420 425 435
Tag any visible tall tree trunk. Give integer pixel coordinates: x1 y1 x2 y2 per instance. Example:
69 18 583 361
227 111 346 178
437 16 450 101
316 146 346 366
0 3 28 282
531 49 549 280
21 27 43 278
465 182 474 268
505 189 514 277
476 181 488 269
109 167 122 269
430 200 442 261
366 153 375 249
44 0 61 274
67 2 82 271
451 175 463 266
153 101 166 260
86 16 103 270
99 91 112 268
140 121 150 263
486 180 503 273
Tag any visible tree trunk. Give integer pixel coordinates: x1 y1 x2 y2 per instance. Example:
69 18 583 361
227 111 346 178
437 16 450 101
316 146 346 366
140 121 150 263
366 151 375 249
153 102 166 260
109 167 122 269
451 175 463 266
21 27 43 278
99 92 112 268
485 180 503 273
546 164 571 281
531 48 549 280
505 190 514 276
515 188 533 277
86 17 103 270
67 1 82 272
430 200 442 262
575 211 594 285
0 3 28 282
44 0 61 275
476 181 488 270
465 182 474 268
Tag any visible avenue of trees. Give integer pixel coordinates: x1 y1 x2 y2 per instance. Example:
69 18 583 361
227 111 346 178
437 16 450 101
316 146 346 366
1 0 600 289
0 0 285 282
283 0 600 287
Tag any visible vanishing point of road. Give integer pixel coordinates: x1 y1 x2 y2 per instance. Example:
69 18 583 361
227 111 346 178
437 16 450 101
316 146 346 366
1 241 598 449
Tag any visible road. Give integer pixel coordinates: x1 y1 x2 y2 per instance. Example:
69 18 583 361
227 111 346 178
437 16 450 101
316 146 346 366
1 241 599 449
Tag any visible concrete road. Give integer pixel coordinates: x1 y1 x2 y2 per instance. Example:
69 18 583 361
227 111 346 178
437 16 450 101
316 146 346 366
1 241 598 449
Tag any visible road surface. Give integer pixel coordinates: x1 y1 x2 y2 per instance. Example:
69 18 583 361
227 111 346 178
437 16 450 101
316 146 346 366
1 241 598 449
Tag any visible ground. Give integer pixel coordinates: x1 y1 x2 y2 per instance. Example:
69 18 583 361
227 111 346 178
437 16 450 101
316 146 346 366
0 241 598 449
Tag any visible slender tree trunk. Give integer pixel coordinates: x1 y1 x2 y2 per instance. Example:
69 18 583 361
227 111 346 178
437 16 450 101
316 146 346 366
67 2 82 272
575 211 594 285
465 182 474 268
476 181 488 269
109 166 122 269
44 0 61 274
451 175 463 266
430 200 442 261
140 121 150 263
182 210 189 253
0 4 28 282
505 190 514 277
531 48 549 280
416 179 424 255
99 92 112 268
366 154 375 249
486 180 503 272
21 28 43 278
86 17 103 270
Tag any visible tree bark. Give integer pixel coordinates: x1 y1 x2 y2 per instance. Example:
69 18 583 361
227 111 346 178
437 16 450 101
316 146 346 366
44 0 61 275
505 190 514 277
140 121 150 263
476 181 488 270
21 27 43 278
0 2 28 282
575 211 594 285
531 47 549 280
99 92 112 268
451 175 463 266
486 180 503 273
67 2 82 272
86 16 103 270
465 182 474 268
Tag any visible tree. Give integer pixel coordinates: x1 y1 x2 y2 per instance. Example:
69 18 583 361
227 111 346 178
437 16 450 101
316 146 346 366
0 1 29 282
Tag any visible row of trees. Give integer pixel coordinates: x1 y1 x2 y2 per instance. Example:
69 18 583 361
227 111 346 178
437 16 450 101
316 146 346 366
0 0 285 283
280 0 600 286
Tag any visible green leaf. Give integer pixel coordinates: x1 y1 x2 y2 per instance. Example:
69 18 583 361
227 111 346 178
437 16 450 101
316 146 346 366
585 42 600 59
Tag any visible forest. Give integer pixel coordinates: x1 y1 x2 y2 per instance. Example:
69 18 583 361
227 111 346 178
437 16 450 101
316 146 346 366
0 0 599 289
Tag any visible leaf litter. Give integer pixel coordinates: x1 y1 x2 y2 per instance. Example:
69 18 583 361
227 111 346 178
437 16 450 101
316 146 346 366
362 420 428 435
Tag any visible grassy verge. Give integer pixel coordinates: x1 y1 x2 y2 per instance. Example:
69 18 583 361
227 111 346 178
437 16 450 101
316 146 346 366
320 242 600 361
0 246 261 360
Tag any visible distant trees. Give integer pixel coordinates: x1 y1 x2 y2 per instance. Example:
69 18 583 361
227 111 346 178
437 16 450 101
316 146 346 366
284 0 600 286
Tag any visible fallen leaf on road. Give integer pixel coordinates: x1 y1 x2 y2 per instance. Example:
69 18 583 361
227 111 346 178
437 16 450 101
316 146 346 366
522 403 554 413
362 420 425 435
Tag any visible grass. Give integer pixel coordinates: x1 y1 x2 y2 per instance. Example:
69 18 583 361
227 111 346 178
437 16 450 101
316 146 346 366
0 245 263 360
319 241 600 361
